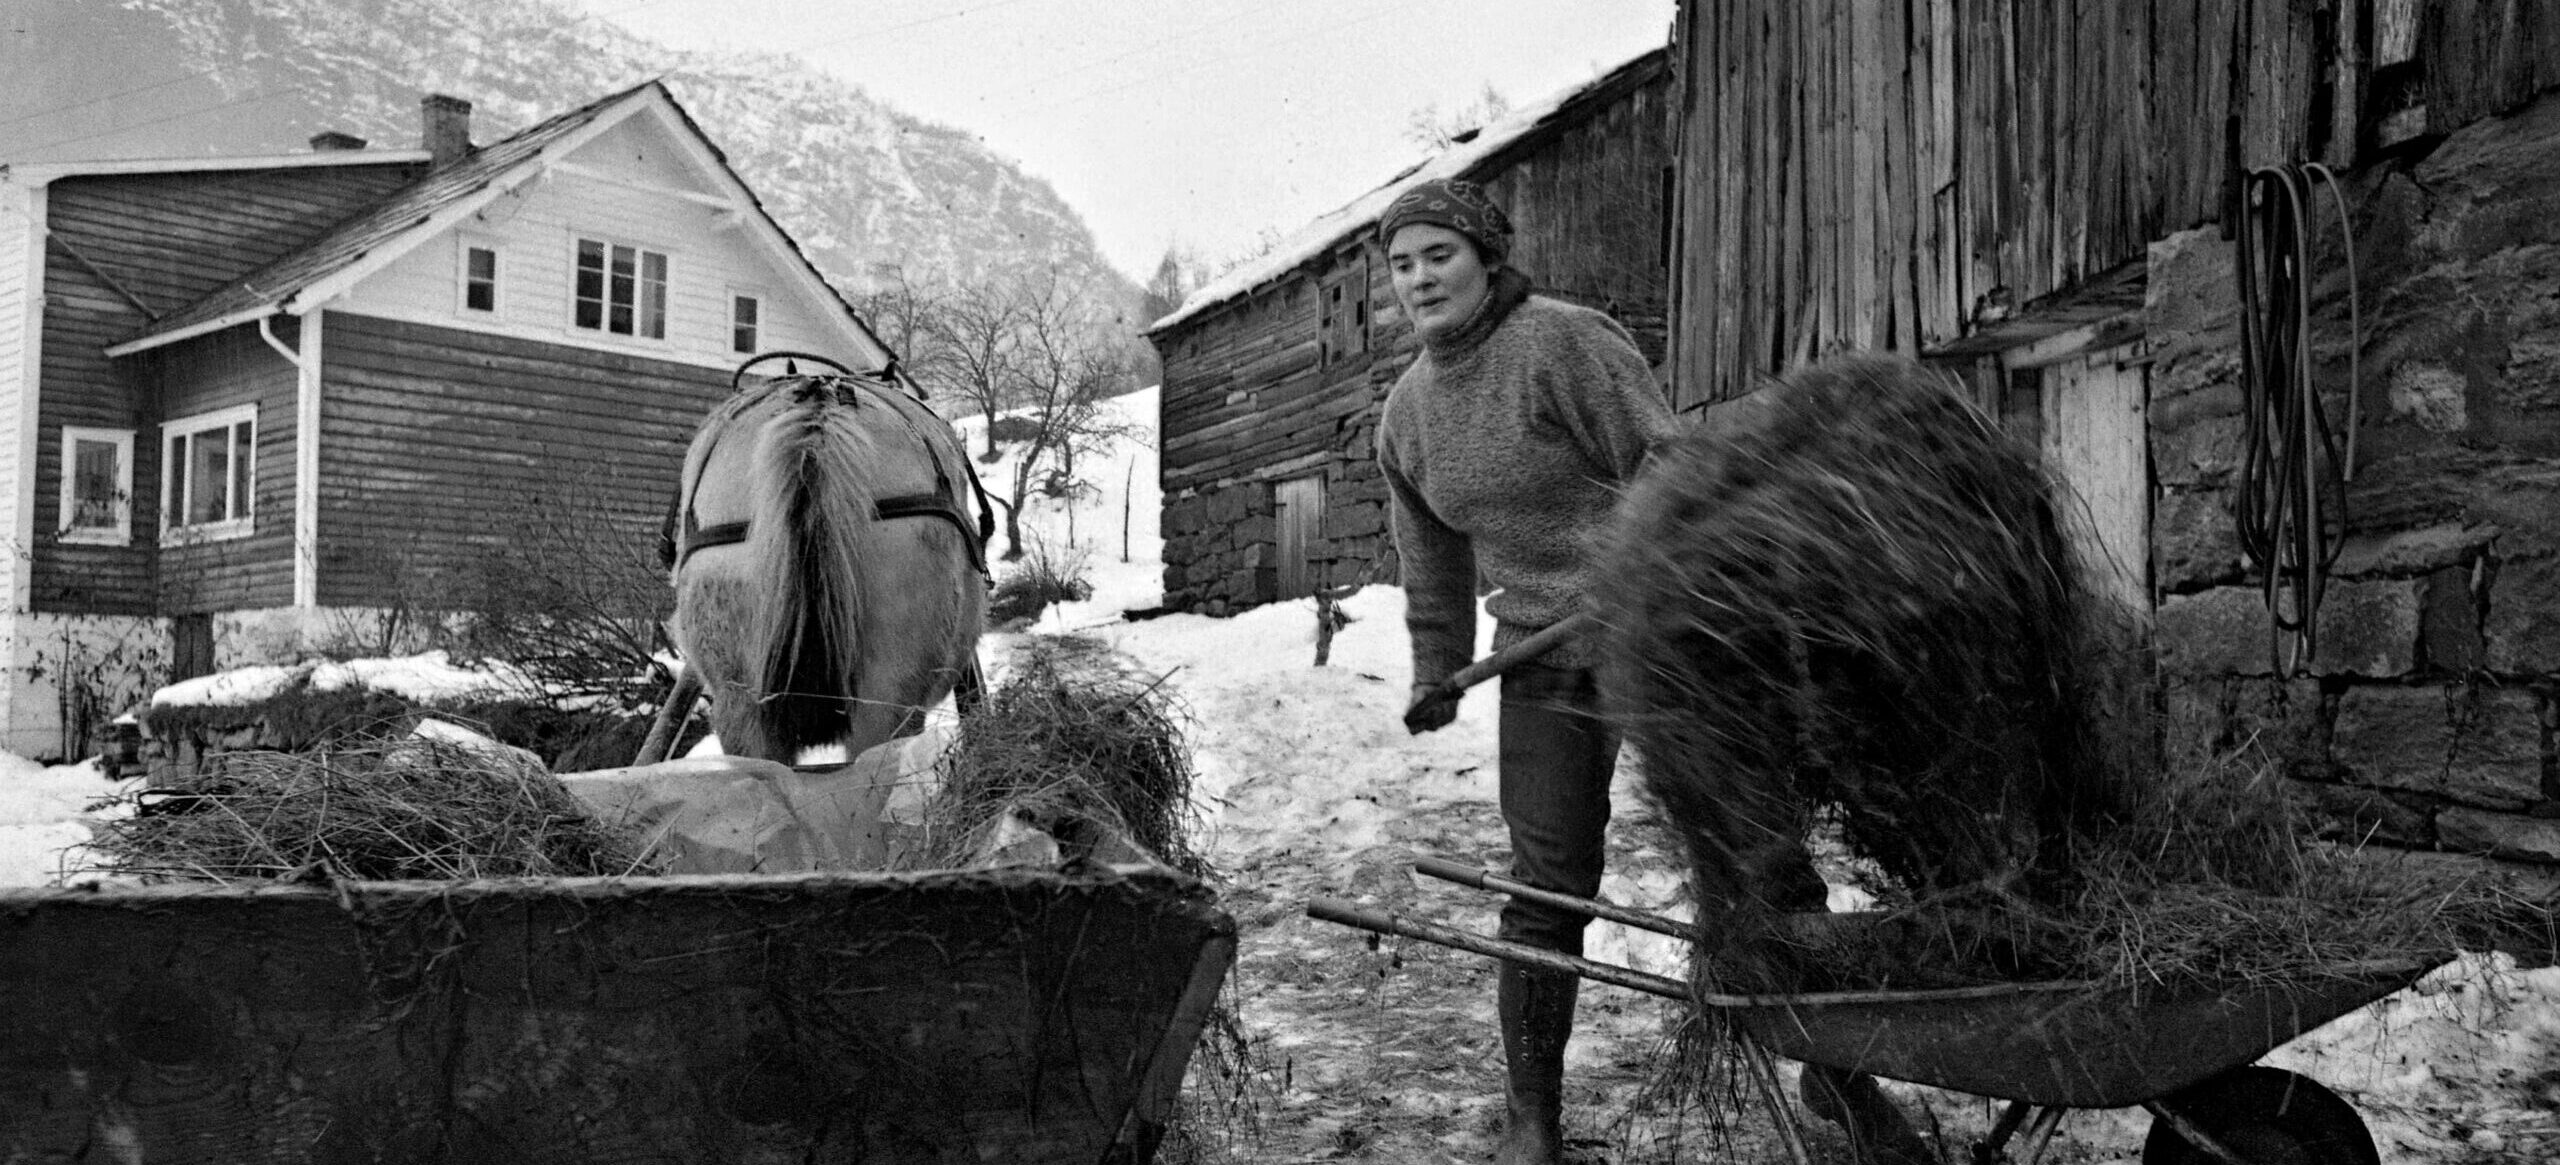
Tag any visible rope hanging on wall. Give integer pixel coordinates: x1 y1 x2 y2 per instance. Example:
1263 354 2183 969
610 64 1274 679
2233 162 2361 675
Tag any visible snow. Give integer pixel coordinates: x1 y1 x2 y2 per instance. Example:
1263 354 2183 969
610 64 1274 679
2 381 2554 1160
1148 50 1660 335
146 650 531 708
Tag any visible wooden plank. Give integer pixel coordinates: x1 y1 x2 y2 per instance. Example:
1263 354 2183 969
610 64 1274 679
2037 352 2150 608
0 868 1235 1164
1709 0 1743 398
1928 0 1960 346
1883 0 1915 355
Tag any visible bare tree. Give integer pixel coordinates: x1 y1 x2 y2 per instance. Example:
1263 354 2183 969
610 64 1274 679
1404 83 1513 151
990 273 1140 560
925 280 1030 459
849 267 955 400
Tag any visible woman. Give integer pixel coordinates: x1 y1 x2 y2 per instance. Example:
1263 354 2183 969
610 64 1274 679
1374 180 1930 1165
1372 177 1673 1164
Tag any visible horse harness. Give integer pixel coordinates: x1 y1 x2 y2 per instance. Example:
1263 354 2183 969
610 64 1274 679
659 358 997 577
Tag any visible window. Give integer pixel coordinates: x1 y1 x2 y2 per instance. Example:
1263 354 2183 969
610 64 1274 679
58 426 134 545
1318 258 1370 368
573 237 668 339
462 244 499 313
731 293 761 353
162 405 255 542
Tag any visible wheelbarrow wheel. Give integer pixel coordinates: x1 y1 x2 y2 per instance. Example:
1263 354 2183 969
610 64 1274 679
2141 1066 2378 1165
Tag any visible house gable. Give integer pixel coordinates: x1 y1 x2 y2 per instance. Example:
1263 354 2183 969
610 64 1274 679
335 106 857 370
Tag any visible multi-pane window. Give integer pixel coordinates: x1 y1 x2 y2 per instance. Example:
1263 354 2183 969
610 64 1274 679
731 293 761 353
163 406 255 539
462 244 498 312
58 426 133 544
573 237 668 339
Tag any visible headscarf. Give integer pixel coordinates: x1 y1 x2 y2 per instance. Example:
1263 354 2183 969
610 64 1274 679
1377 178 1513 266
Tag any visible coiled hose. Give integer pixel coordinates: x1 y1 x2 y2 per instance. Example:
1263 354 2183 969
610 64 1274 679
2233 162 2360 675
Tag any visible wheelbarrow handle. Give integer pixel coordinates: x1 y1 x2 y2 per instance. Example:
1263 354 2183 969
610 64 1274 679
1305 898 1687 1001
1402 613 1595 733
1411 857 1703 942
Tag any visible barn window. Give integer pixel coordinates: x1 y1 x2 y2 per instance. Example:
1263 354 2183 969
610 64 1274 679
161 405 255 542
461 244 499 313
731 293 761 353
1318 260 1370 369
58 426 133 545
573 237 668 339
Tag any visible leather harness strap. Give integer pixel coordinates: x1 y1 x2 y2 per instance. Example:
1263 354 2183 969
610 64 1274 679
664 370 995 575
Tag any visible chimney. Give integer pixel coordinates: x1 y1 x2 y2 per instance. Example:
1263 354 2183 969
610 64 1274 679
421 94 473 166
308 130 368 152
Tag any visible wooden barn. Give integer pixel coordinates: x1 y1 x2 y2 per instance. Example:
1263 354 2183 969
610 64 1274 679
1146 48 1672 615
0 82 892 759
1668 0 2560 884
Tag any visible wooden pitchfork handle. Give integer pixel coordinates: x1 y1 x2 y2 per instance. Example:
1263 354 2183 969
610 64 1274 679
1402 612 1595 734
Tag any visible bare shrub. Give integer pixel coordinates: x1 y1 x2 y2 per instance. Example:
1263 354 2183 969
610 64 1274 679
987 535 1093 624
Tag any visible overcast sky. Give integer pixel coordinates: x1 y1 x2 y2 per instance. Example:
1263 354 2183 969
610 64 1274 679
560 0 1676 279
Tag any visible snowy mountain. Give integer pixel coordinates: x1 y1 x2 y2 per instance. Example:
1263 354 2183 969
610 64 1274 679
6 0 1139 303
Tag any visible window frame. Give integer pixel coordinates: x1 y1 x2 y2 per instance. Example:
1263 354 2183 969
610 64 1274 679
57 425 135 546
160 404 257 545
458 238 500 315
571 234 670 341
729 289 763 354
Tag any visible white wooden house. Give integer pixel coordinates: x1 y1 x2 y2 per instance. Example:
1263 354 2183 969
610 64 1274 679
0 81 891 759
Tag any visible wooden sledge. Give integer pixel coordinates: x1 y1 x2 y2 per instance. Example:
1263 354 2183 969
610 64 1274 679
1 863 1233 1163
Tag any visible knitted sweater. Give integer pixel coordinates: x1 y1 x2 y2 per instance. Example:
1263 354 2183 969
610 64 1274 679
1376 284 1677 681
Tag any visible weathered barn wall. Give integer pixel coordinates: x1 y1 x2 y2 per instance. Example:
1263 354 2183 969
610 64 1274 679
2149 89 2560 865
1668 0 2560 410
1155 54 1672 615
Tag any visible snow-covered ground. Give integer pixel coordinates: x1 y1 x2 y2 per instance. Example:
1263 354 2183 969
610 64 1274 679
3 384 2554 1162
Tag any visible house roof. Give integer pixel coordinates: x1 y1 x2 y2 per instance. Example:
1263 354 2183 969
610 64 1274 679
0 149 432 186
102 81 888 366
1148 46 1669 335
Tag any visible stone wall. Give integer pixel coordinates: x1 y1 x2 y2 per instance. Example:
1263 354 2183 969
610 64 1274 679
2148 92 2560 871
1159 456 1400 617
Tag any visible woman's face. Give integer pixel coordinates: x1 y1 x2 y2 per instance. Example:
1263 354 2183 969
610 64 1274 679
1387 223 1491 342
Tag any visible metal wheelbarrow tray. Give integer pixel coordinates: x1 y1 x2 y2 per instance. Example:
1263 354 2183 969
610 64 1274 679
2 863 1234 1164
1312 860 2440 1164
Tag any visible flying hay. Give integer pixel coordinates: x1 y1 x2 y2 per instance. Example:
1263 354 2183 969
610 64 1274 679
1595 354 2133 993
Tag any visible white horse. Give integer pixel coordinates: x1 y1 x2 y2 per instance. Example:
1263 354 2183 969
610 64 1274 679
665 355 988 770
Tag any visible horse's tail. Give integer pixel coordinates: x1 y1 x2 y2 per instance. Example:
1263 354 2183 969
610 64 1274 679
742 381 880 753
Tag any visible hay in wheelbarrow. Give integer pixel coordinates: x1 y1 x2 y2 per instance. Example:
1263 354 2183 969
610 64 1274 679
1595 354 2551 1002
80 731 662 884
1596 354 2135 994
911 635 1210 878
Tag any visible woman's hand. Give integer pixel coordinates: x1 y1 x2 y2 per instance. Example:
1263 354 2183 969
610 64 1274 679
1403 682 1460 734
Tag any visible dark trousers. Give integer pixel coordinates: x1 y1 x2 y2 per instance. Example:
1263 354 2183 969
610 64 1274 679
1495 664 1620 956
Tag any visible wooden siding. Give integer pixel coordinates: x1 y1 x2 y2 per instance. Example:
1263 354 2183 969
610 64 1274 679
0 186 36 611
1669 0 2560 410
136 329 300 615
341 118 837 370
315 312 726 607
22 165 424 614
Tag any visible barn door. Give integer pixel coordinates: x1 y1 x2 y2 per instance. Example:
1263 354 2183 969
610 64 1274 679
2038 351 2149 611
1273 475 1324 601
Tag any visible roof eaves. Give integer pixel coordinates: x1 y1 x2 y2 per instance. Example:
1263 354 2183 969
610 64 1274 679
3 149 434 188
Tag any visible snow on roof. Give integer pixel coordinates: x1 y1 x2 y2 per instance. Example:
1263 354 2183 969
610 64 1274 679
1148 47 1667 335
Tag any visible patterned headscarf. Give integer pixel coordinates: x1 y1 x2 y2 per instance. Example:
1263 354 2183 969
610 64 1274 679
1377 178 1513 265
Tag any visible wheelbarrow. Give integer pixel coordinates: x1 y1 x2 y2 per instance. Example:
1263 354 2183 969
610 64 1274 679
1310 858 2438 1165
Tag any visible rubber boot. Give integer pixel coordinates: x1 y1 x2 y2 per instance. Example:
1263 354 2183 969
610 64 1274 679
1800 1064 1934 1165
1494 964 1577 1165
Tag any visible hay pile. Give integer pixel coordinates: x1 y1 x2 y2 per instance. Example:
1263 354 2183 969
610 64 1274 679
1595 354 2544 999
913 636 1208 877
84 735 660 883
1597 354 2128 993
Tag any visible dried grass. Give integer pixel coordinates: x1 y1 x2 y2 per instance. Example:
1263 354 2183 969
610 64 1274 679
1595 353 2549 1004
82 736 661 884
912 636 1208 877
1597 354 2131 993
